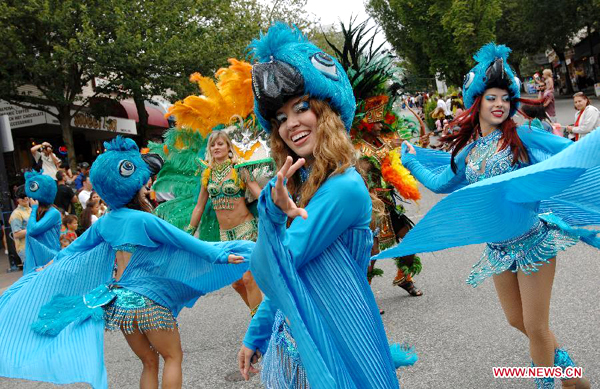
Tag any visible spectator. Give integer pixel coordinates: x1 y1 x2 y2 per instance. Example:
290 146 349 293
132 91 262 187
59 161 75 187
8 186 31 267
566 92 600 140
521 104 554 133
54 171 78 214
90 192 107 216
77 199 99 235
74 162 90 190
60 214 78 243
77 175 93 209
30 142 60 180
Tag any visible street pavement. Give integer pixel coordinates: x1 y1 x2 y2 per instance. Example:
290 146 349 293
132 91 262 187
0 98 599 388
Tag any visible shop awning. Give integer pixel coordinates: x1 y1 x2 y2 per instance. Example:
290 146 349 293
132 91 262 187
120 100 169 128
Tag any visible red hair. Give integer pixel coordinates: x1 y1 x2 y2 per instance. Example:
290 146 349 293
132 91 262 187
441 96 542 172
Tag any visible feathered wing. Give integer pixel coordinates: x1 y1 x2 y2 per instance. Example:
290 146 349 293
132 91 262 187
375 129 600 259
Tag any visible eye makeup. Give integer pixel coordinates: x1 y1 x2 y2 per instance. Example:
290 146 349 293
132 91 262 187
293 100 310 113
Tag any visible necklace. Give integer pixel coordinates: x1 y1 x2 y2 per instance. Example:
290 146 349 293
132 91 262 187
212 160 233 183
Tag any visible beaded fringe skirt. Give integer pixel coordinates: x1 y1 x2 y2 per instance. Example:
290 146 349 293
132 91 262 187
261 310 310 389
103 288 177 334
467 218 579 287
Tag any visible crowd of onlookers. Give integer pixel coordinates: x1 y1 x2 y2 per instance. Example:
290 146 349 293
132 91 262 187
1 144 107 271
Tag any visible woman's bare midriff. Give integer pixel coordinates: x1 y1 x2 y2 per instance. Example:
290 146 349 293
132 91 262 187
215 197 254 230
114 251 132 282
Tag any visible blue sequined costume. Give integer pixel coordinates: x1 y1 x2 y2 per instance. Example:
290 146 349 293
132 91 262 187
244 169 411 388
374 125 600 284
0 137 254 389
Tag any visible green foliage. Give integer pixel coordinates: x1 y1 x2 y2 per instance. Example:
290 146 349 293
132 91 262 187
423 98 437 131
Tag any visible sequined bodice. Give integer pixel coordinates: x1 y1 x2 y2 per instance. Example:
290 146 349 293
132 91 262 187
207 179 242 198
466 130 520 184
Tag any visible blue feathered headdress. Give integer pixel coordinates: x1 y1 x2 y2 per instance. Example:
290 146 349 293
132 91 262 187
25 170 57 205
248 23 356 132
90 136 150 210
462 43 521 117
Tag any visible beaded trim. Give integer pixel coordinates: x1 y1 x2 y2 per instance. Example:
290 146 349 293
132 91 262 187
261 310 310 389
220 218 258 242
104 288 177 334
466 219 579 287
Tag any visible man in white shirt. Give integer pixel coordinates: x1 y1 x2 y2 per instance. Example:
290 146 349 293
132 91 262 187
78 175 93 209
30 142 60 180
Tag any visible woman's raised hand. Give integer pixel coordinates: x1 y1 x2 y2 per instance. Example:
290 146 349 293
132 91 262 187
271 156 308 220
402 141 417 155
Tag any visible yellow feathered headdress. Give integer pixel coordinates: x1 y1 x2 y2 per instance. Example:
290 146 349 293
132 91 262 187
166 59 254 137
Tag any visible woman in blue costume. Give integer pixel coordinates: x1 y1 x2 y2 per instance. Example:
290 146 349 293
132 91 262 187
23 170 61 275
375 44 599 389
0 136 253 389
237 24 416 388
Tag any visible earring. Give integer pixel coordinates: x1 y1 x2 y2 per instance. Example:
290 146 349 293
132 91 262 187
228 150 233 158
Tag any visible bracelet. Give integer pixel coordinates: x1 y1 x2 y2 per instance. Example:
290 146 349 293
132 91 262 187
184 224 198 235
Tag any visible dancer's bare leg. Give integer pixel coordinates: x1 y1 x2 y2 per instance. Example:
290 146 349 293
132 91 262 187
123 329 159 389
146 328 183 389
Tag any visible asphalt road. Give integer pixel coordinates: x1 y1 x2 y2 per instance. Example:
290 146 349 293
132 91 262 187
1 96 599 388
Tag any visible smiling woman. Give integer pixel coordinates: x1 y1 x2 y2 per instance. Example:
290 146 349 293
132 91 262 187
381 43 599 389
237 23 416 389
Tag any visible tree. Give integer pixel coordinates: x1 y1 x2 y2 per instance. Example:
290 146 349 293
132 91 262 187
0 0 122 170
92 0 269 140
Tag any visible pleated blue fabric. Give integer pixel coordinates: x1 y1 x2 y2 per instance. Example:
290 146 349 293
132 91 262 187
0 208 253 388
23 206 61 274
245 168 402 388
374 126 600 260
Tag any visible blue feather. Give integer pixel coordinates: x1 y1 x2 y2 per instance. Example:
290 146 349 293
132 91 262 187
248 23 356 133
390 343 418 368
90 136 150 210
463 42 521 116
25 170 57 205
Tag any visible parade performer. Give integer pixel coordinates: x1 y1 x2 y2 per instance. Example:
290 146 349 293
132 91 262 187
0 136 253 389
375 43 599 389
326 19 424 295
23 170 61 275
156 59 274 315
237 23 416 388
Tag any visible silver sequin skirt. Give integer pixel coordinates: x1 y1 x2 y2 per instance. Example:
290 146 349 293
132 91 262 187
103 288 177 334
467 218 579 287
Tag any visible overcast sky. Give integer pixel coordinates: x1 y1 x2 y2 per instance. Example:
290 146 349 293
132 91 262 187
305 0 370 27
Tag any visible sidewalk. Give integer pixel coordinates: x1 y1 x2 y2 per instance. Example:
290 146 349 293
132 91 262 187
0 252 22 293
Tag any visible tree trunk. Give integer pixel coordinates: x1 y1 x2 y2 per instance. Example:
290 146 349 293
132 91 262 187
554 48 574 95
133 94 149 143
59 107 77 172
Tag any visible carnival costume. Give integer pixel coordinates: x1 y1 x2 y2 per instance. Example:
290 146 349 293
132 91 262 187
154 60 274 316
23 170 61 275
242 23 416 389
375 43 600 388
324 19 423 292
0 136 254 389
153 60 274 241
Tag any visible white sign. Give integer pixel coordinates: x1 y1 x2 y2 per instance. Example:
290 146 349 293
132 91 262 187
0 101 47 128
1 101 137 135
590 57 595 65
565 58 572 65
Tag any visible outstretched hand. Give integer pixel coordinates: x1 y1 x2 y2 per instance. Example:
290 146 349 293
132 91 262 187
271 156 308 220
228 254 245 264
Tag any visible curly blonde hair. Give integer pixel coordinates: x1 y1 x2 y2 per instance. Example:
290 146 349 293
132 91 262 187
269 97 356 208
